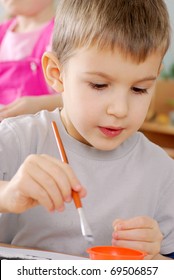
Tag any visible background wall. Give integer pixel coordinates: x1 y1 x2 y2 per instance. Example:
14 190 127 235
163 0 174 71
0 3 4 21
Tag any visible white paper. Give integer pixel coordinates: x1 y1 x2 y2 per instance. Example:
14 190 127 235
0 246 86 260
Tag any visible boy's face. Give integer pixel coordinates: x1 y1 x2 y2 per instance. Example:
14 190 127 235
50 47 162 151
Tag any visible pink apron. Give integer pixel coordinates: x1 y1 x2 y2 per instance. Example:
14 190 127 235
0 18 54 105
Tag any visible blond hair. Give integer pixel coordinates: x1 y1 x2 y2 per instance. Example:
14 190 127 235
52 0 171 65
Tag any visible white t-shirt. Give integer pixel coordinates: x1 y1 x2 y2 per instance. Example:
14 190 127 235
0 109 174 257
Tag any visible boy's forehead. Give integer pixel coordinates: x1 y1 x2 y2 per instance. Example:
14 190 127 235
70 45 163 66
65 46 162 80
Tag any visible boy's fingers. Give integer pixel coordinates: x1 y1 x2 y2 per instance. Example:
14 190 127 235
111 239 150 254
112 228 157 242
24 162 67 211
37 156 72 199
41 155 83 187
115 216 156 230
76 186 87 198
22 154 86 210
112 219 124 229
9 174 54 213
112 238 161 258
41 154 86 197
24 182 54 212
23 155 73 209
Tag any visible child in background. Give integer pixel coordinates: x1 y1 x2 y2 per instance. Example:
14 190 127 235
0 0 174 259
0 0 62 119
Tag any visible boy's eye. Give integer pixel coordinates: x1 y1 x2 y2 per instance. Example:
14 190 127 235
90 83 108 90
131 87 148 94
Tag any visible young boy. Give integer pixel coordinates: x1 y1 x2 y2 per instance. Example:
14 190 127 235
0 0 173 259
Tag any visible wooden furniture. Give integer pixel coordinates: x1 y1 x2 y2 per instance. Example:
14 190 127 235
140 80 174 158
141 121 174 158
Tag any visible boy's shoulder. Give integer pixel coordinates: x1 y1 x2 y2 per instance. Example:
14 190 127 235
0 109 60 137
3 108 58 124
0 109 60 159
136 131 174 168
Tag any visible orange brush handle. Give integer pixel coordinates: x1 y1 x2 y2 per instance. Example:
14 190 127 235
72 191 82 208
52 121 82 209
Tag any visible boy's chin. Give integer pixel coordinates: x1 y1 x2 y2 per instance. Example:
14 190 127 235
91 140 121 151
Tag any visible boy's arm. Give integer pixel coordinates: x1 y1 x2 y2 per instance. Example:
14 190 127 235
112 216 173 260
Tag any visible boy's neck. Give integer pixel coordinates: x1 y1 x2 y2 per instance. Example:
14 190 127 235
14 5 54 33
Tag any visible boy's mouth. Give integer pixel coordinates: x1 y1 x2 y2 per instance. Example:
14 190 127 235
98 126 123 137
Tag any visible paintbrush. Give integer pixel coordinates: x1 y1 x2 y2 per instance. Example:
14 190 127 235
52 121 94 244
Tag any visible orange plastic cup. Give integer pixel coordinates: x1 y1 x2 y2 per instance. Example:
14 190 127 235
87 246 146 260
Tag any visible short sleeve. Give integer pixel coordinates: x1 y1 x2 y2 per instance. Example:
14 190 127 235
0 119 21 180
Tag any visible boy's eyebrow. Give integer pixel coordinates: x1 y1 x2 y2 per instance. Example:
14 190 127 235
82 71 115 81
134 76 157 83
83 71 157 83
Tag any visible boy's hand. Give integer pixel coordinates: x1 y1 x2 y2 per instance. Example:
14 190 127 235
2 154 86 213
112 216 163 259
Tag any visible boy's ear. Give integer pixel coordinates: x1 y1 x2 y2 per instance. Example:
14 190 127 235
42 52 64 92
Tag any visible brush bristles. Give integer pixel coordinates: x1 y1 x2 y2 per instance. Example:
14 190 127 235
77 208 94 242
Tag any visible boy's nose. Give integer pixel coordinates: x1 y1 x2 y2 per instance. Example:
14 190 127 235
106 91 129 118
